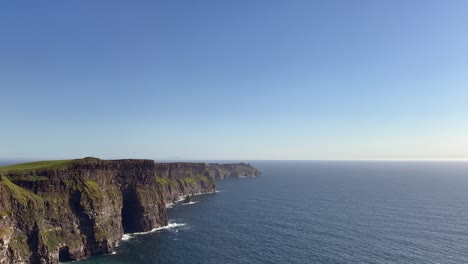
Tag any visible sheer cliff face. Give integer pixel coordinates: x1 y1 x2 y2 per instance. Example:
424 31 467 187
0 159 261 264
0 158 167 264
153 162 261 204
206 163 261 180
154 163 216 204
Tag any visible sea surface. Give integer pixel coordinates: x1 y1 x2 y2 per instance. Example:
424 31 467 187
72 161 468 264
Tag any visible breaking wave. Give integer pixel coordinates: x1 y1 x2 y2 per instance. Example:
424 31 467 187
121 222 186 241
182 201 199 205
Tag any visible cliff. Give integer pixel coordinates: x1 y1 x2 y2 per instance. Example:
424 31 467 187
154 163 215 204
0 158 260 263
154 162 261 204
0 158 167 263
207 163 261 180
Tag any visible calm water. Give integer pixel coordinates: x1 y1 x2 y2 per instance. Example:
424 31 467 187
77 161 468 264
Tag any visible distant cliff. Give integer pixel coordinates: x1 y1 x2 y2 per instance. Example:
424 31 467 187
154 162 215 204
207 162 261 180
154 162 260 204
0 158 260 263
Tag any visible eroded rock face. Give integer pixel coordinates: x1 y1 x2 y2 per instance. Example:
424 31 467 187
152 162 261 205
0 158 167 263
0 159 261 263
154 163 216 204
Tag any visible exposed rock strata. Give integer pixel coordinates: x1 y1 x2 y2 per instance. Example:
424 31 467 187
0 158 260 263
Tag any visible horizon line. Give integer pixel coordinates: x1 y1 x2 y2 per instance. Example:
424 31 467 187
1 157 468 163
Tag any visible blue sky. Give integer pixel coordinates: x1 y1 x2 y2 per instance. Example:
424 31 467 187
1 0 467 160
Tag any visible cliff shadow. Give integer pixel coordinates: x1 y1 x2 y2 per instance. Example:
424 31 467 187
59 246 75 262
121 188 145 233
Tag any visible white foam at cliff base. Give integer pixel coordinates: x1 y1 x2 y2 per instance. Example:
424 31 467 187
131 222 186 235
175 197 185 202
120 222 185 241
167 190 217 209
182 201 198 205
121 234 132 241
152 222 186 231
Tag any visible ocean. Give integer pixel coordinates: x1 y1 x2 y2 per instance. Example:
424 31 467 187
76 161 468 264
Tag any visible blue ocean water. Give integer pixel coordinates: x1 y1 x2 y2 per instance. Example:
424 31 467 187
77 161 468 264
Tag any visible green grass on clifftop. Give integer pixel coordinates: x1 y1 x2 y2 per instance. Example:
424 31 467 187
0 176 44 206
0 159 73 172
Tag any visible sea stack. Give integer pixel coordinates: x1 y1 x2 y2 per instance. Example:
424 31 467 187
183 195 191 203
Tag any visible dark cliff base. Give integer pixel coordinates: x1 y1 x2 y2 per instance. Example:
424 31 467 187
0 158 260 263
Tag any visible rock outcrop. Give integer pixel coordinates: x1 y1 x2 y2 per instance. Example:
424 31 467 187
182 195 191 204
0 158 260 263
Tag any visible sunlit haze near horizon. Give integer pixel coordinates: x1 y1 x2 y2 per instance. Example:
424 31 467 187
1 0 467 161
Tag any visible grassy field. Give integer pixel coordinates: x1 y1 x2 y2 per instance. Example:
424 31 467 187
0 160 73 172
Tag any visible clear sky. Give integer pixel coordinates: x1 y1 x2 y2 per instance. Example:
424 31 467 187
1 0 467 160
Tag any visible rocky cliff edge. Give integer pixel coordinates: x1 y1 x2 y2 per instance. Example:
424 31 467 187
0 158 260 263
